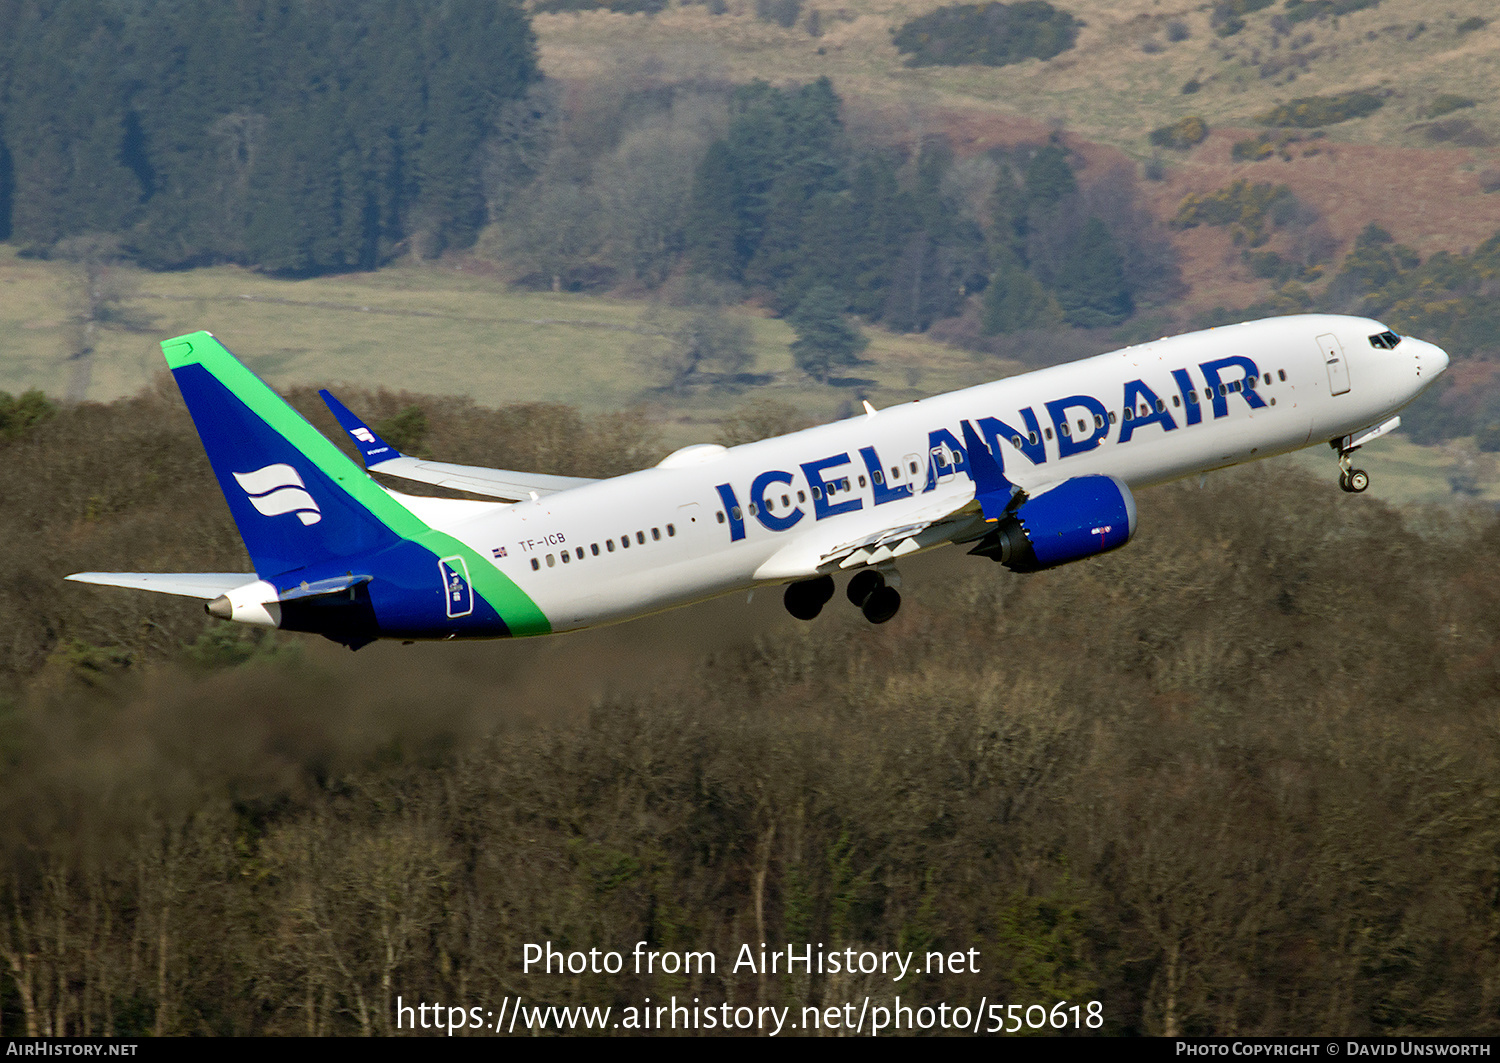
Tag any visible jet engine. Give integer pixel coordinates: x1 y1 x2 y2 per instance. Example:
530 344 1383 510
970 474 1137 573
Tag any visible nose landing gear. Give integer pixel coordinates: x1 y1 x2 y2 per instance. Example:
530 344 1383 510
1334 442 1369 494
846 569 901 624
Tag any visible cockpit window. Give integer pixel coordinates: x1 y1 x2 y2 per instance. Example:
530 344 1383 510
1369 330 1402 350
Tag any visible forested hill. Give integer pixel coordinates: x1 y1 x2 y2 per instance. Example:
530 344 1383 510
0 0 537 271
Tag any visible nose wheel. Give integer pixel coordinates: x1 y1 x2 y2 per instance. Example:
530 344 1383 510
1334 442 1370 494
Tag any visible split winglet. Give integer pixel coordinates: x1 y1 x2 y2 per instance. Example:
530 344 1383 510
319 389 400 468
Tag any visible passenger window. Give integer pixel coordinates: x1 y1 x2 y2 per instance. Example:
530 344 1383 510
531 558 540 571
1044 427 1053 440
798 490 806 502
652 527 661 541
1077 419 1086 433
1172 395 1181 407
781 495 789 507
1155 399 1165 412
1093 414 1104 429
1011 435 1023 448
591 543 600 555
636 531 645 545
621 536 630 549
1123 408 1133 421
812 486 823 499
890 467 899 480
748 502 758 515
858 476 866 488
1264 373 1272 385
1059 423 1071 438
716 511 725 524
874 469 885 484
909 461 918 474
1230 381 1240 392
843 477 852 490
1108 412 1117 424
1188 391 1198 404
667 524 675 537
576 547 584 560
546 554 555 567
1140 405 1150 417
561 552 570 564
1028 432 1038 445
607 540 615 552
731 506 742 521
1278 369 1287 381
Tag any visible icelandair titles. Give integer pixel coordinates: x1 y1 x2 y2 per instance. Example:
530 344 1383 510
716 356 1266 542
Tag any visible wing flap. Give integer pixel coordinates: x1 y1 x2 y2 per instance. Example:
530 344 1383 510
753 488 984 581
66 572 258 600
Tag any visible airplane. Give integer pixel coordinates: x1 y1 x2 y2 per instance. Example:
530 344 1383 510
66 314 1447 648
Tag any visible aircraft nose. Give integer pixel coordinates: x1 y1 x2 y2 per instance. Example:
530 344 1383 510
1421 339 1450 378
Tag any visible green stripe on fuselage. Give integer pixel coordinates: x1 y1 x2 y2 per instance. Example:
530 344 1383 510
163 331 551 636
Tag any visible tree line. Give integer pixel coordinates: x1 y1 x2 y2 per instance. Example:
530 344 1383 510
3 390 1500 1035
0 0 538 271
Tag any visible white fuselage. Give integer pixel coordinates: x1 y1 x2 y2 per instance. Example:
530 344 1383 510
413 314 1447 632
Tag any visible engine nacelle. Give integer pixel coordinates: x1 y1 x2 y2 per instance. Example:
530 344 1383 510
971 475 1137 572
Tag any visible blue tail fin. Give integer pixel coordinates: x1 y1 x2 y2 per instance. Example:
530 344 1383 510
164 332 426 579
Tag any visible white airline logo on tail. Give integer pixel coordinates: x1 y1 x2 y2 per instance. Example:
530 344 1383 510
232 464 322 525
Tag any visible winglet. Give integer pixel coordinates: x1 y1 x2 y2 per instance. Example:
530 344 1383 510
960 420 1019 521
319 389 401 468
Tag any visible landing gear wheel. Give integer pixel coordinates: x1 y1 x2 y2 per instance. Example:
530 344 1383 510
847 569 885 607
861 586 901 624
784 576 835 621
1334 441 1369 494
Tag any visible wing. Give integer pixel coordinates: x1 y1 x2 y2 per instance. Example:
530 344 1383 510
752 422 1049 582
318 390 597 502
65 572 257 600
753 487 986 581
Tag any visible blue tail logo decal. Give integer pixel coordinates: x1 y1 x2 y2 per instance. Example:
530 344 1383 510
232 464 323 526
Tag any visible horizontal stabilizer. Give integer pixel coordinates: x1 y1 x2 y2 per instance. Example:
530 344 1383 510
65 572 257 600
318 388 597 501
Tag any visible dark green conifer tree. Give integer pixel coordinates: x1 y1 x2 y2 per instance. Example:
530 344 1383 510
788 284 868 383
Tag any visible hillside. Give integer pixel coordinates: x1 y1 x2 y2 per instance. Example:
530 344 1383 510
537 0 1500 309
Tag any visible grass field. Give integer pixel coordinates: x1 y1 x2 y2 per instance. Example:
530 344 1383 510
0 246 1019 444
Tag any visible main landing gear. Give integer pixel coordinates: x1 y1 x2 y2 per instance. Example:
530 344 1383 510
846 569 901 625
1333 439 1370 494
782 570 902 624
783 575 835 620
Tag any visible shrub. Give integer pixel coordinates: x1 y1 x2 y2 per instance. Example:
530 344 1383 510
891 1 1080 67
1150 116 1209 150
1232 134 1276 161
1255 90 1384 127
1428 95 1477 119
1458 16 1487 33
1284 0 1382 24
1173 179 1298 247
